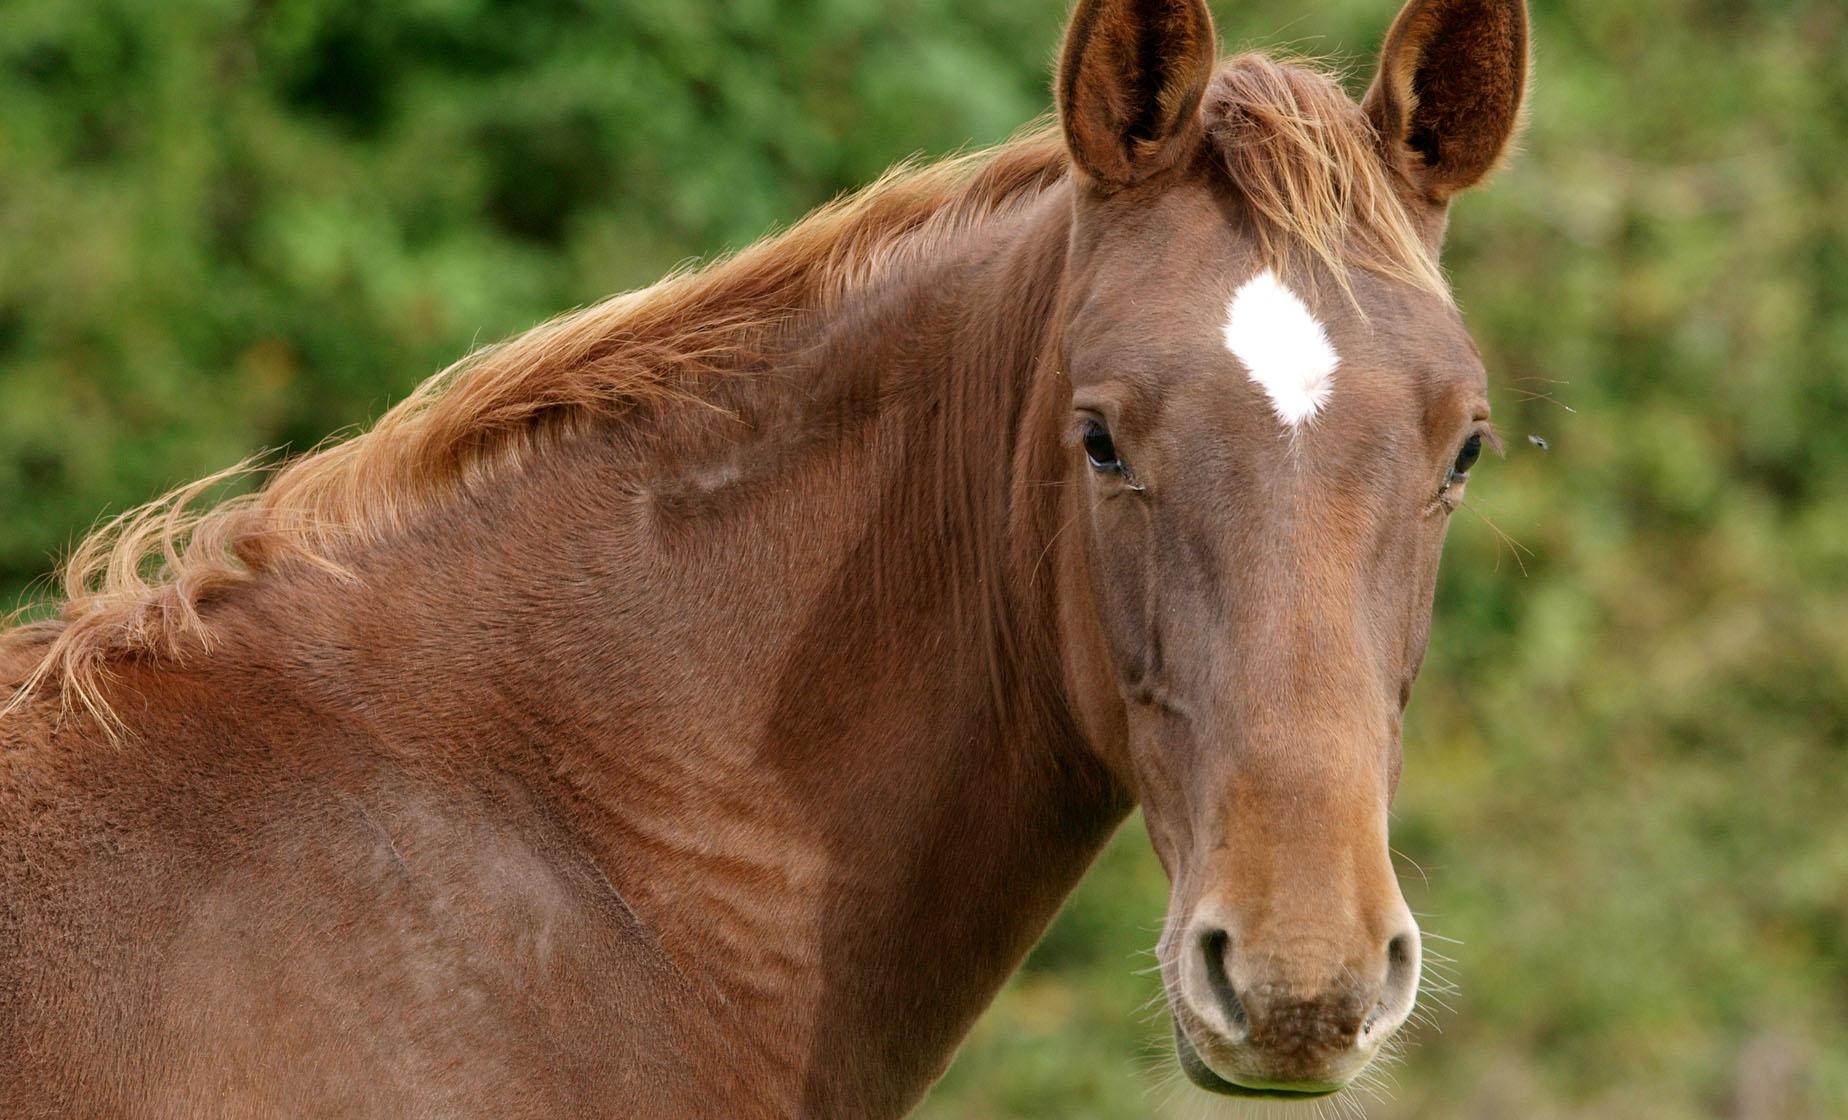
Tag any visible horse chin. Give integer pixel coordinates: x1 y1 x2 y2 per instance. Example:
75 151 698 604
1171 1022 1346 1100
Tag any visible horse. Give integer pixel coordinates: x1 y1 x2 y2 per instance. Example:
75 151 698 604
0 0 1528 1113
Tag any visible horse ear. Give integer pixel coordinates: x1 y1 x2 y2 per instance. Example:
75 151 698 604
1056 0 1217 190
1363 0 1528 202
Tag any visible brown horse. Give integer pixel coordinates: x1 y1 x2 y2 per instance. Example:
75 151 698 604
0 0 1527 1114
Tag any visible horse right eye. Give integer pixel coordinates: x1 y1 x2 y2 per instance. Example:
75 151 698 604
1452 433 1483 478
1082 419 1122 473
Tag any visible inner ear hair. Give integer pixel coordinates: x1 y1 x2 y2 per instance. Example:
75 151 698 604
1364 0 1529 202
1056 0 1218 189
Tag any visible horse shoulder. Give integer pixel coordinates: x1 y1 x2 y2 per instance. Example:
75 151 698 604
0 656 721 1117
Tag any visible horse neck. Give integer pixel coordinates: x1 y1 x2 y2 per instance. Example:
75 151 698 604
278 178 1130 1114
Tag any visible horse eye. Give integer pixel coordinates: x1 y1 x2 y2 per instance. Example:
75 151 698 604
1081 419 1122 473
1450 433 1483 480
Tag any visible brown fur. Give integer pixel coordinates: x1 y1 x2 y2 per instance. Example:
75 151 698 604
1057 0 1217 187
0 0 1528 1113
1365 0 1530 200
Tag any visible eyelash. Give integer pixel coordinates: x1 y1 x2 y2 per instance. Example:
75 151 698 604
1438 425 1495 504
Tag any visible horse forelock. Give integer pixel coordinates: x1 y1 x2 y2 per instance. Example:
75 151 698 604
1206 53 1450 303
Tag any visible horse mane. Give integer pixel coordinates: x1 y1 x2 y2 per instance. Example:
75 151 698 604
1204 54 1448 300
0 54 1443 729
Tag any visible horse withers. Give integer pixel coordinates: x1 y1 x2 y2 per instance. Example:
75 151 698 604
0 0 1527 1114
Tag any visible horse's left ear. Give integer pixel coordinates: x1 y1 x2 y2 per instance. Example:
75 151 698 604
1363 0 1528 202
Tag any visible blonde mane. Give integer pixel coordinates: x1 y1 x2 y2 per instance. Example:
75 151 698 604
1206 53 1448 300
1 55 1442 729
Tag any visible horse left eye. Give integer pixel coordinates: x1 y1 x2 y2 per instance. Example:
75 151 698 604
1082 419 1123 473
1450 433 1483 480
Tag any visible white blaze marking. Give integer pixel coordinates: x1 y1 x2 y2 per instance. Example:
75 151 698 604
1221 269 1340 430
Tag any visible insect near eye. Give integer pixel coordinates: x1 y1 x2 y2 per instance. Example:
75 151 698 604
1081 419 1123 473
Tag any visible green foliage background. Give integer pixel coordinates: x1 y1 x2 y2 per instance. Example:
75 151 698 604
2 1 1844 1115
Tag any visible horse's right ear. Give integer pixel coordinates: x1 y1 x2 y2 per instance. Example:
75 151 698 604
1056 0 1217 190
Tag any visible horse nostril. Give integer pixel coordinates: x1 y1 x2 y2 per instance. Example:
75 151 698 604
1197 927 1247 1030
1364 928 1421 1041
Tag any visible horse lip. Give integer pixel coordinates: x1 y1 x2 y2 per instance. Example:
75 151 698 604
1171 1021 1345 1099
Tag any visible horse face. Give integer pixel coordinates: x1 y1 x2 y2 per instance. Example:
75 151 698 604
1060 187 1484 1093
1052 0 1527 1098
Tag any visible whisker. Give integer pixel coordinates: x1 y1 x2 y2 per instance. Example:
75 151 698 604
1458 499 1533 576
1390 846 1430 888
1029 496 1092 584
1505 386 1578 413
